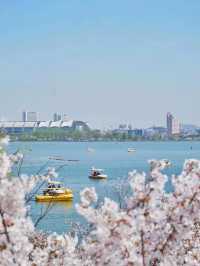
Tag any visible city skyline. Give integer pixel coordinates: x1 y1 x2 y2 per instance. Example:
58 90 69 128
0 110 199 140
0 110 199 131
1 109 199 128
0 1 200 128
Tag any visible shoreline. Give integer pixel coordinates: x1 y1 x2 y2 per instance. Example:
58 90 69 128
9 139 200 143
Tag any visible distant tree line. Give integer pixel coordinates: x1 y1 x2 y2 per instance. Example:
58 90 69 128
7 128 200 142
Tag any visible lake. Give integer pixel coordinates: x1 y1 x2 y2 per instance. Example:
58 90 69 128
7 141 200 234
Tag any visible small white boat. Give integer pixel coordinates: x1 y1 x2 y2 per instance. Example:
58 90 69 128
89 167 108 179
87 147 95 153
128 148 136 153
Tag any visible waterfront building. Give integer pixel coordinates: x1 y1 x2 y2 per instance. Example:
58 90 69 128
166 112 180 136
144 127 167 138
181 124 199 136
114 124 129 134
128 129 143 137
72 121 89 131
0 120 89 134
0 121 37 134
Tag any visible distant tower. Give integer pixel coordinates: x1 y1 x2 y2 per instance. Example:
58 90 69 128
167 112 173 136
53 113 57 122
53 113 62 122
22 111 27 122
167 112 180 136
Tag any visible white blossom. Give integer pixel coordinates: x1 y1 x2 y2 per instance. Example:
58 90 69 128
9 152 24 164
0 136 10 146
0 152 11 179
80 187 98 207
47 167 58 179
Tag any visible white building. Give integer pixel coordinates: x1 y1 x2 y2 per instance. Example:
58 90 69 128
50 120 62 128
38 121 51 128
166 112 180 136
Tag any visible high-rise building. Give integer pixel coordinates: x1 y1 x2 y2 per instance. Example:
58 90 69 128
22 111 27 122
53 113 62 122
22 111 38 122
166 112 180 136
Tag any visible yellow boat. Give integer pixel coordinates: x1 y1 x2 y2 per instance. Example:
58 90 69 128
35 181 73 202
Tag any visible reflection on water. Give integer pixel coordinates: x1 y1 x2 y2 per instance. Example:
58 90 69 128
32 200 75 233
35 201 73 210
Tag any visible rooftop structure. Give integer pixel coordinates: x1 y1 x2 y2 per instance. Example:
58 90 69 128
50 120 62 128
0 120 89 134
61 120 74 128
24 122 37 128
38 121 51 128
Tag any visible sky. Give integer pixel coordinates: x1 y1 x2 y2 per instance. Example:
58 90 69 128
0 0 200 129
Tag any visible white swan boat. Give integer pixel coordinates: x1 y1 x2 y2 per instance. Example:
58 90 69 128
89 168 108 179
128 148 136 153
87 147 95 153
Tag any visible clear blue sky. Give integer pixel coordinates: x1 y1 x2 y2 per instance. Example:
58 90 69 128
0 0 200 128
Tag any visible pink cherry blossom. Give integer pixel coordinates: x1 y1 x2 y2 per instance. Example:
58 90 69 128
1 135 200 265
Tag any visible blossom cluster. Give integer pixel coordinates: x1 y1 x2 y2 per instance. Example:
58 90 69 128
0 136 200 265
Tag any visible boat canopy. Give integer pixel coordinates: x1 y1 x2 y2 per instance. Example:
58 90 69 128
91 168 104 172
49 156 65 161
48 181 62 184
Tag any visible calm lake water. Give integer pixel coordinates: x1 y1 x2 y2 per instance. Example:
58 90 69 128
7 141 200 234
